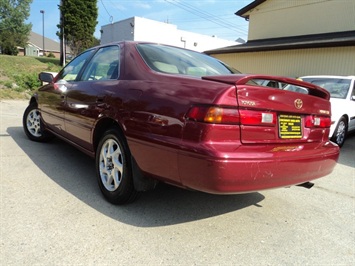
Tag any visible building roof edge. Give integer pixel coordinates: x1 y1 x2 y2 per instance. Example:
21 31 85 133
205 31 355 54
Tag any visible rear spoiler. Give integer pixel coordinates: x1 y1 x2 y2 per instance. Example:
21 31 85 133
202 74 330 100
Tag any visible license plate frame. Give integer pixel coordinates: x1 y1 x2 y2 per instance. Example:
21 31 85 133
279 114 302 139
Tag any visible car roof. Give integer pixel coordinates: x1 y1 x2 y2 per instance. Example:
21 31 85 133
92 41 197 52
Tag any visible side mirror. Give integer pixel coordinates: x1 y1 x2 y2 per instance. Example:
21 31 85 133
38 72 54 83
351 95 355 101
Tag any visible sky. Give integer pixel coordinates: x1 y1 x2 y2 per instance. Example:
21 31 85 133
27 0 253 43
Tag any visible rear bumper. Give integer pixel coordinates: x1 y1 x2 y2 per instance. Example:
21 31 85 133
178 141 339 194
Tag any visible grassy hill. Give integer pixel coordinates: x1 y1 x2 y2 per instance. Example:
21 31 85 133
0 55 62 99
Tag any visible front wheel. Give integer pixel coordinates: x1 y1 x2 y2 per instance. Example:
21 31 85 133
95 128 138 204
23 103 53 142
331 117 347 148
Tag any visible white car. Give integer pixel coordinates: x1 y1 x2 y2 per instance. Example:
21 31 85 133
289 76 355 147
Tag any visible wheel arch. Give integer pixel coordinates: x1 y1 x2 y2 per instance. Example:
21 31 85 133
342 114 349 124
29 95 38 106
92 117 157 192
331 115 349 147
336 114 349 129
92 117 123 153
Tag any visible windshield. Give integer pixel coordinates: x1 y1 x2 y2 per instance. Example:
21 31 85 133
136 43 240 77
302 78 351 99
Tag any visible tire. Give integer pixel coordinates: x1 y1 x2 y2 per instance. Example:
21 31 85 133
95 128 138 204
23 103 53 142
331 117 347 148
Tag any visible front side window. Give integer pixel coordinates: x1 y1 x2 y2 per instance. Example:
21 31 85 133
80 46 120 81
56 49 95 81
136 43 240 77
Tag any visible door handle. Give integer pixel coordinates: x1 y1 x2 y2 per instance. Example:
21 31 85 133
96 96 104 103
96 96 108 108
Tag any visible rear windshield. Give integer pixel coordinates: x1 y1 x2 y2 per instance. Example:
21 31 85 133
302 78 351 99
136 43 240 77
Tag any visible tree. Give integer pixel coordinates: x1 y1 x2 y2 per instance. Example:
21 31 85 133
57 0 98 57
0 0 33 55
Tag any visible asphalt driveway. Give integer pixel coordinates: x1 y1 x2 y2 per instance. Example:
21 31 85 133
1 100 354 265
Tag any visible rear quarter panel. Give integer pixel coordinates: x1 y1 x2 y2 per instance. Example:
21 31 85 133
120 76 234 183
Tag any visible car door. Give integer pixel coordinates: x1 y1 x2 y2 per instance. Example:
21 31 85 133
38 49 94 136
63 45 121 152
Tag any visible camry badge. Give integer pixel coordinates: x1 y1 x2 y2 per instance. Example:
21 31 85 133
294 99 303 109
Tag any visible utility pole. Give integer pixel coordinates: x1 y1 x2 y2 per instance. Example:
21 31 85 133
60 0 66 66
40 10 45 56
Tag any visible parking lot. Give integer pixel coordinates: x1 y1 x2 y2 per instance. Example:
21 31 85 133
1 99 354 265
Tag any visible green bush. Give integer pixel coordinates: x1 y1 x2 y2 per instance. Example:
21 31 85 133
0 54 61 99
2 45 19 56
47 52 56 58
24 73 41 91
2 80 14 89
13 73 41 92
46 62 59 71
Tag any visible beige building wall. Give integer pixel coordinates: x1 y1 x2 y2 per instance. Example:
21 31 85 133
211 46 355 77
246 0 355 40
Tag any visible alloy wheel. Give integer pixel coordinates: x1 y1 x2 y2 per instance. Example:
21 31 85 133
26 109 42 137
99 138 124 191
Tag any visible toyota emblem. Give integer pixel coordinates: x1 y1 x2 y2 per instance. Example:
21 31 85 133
294 99 303 109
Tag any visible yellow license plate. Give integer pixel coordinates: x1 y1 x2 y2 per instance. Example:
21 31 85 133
279 114 302 139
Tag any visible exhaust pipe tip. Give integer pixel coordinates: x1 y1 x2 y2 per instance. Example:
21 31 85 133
297 182 314 189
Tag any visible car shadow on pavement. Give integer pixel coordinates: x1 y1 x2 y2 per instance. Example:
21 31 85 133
338 131 355 168
8 126 265 227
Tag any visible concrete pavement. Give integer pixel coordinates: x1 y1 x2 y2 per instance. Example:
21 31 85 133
1 99 354 265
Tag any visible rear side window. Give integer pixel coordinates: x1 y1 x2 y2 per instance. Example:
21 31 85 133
136 43 240 77
80 46 120 81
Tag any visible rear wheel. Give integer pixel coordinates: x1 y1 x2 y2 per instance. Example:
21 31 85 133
23 103 52 142
331 117 347 147
95 128 138 204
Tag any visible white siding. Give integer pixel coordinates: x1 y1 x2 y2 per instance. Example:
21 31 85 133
211 46 355 77
100 17 239 52
246 0 355 40
100 18 135 44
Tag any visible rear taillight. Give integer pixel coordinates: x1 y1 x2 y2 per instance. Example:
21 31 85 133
186 106 240 124
186 106 276 126
239 110 276 126
305 115 331 128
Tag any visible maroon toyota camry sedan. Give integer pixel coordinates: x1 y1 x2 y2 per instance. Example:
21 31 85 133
23 41 339 204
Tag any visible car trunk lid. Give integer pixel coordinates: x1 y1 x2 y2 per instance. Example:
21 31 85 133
202 74 331 144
